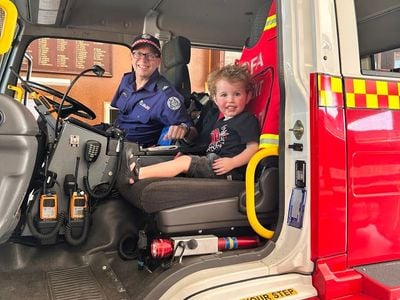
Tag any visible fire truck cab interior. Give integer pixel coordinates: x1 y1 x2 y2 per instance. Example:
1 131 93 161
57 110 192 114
1 0 400 299
0 0 281 298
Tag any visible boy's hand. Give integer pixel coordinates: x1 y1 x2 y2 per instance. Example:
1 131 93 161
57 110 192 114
212 157 235 175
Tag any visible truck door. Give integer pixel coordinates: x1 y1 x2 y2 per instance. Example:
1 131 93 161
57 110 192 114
337 0 400 266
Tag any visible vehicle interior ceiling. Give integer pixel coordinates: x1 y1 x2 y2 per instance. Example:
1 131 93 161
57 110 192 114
13 0 264 49
0 1 278 298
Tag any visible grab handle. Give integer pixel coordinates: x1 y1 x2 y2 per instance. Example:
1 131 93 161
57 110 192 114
245 146 278 239
0 0 18 54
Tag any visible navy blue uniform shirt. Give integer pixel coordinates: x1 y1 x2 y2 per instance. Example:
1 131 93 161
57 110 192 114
111 70 192 146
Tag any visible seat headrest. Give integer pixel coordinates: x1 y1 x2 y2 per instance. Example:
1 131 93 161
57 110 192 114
162 36 191 69
245 0 273 48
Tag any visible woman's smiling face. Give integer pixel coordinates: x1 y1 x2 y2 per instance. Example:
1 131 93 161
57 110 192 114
131 45 161 80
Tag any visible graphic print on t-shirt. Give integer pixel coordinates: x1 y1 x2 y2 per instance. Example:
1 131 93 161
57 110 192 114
207 124 229 153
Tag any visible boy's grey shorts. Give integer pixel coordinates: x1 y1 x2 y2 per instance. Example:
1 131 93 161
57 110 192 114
186 153 225 179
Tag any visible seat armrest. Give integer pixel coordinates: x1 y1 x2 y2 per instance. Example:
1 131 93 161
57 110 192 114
139 144 179 154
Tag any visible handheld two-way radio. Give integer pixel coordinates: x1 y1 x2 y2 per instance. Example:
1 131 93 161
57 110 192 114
64 157 90 246
68 157 88 220
39 155 59 221
70 191 88 220
39 193 58 220
28 156 63 243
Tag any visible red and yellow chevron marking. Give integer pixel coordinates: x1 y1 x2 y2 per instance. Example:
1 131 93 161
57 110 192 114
318 74 344 107
344 78 400 109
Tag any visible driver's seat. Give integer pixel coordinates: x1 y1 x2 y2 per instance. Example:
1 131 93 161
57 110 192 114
0 94 40 242
117 1 278 235
117 145 278 234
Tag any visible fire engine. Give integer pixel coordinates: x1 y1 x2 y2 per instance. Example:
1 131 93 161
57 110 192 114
0 0 399 299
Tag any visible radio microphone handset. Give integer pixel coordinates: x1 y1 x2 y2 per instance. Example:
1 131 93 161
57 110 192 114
84 140 101 164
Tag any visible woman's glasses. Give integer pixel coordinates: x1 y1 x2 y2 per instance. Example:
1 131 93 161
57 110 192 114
131 50 160 61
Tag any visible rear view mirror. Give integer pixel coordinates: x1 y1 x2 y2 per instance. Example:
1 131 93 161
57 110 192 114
0 0 17 54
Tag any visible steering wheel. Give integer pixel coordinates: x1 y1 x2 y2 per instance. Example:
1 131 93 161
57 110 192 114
27 81 96 120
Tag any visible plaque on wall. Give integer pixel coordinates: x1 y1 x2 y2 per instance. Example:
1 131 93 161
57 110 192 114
22 38 112 77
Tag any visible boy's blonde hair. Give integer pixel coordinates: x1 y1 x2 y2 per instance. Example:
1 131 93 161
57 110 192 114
207 64 253 97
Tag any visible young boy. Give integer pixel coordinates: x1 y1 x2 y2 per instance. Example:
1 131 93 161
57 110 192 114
127 64 260 182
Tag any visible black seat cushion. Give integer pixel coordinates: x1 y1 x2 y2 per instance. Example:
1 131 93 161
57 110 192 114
117 177 245 214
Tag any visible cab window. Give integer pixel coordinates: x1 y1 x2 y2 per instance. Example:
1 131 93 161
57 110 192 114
18 37 241 124
365 49 400 73
355 1 400 75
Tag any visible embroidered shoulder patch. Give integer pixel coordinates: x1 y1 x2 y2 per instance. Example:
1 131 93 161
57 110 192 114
167 96 181 110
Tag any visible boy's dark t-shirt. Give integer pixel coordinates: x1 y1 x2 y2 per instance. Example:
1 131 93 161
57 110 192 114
186 111 260 180
206 111 260 158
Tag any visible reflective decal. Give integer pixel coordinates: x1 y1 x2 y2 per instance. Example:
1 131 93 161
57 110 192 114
241 288 298 300
264 14 277 31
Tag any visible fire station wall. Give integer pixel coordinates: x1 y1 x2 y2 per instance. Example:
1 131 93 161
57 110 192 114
25 45 224 125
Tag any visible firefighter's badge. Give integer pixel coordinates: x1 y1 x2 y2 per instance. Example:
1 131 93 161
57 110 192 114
167 96 181 110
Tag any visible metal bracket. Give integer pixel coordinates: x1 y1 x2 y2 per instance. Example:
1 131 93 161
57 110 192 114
289 120 304 140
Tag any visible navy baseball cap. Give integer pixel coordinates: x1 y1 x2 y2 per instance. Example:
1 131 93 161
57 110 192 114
131 33 161 56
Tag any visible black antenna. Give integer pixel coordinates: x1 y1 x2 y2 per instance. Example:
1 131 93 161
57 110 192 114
74 156 80 191
54 64 105 139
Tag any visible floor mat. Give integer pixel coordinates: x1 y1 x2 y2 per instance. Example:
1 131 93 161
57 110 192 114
0 251 133 300
47 266 106 300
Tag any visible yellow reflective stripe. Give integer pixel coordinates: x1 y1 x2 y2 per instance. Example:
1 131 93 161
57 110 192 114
318 73 321 91
366 94 378 108
345 78 400 109
331 76 343 93
376 80 388 95
319 90 332 106
346 92 356 108
353 79 366 94
389 95 400 109
264 14 276 31
259 134 279 148
318 74 344 107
